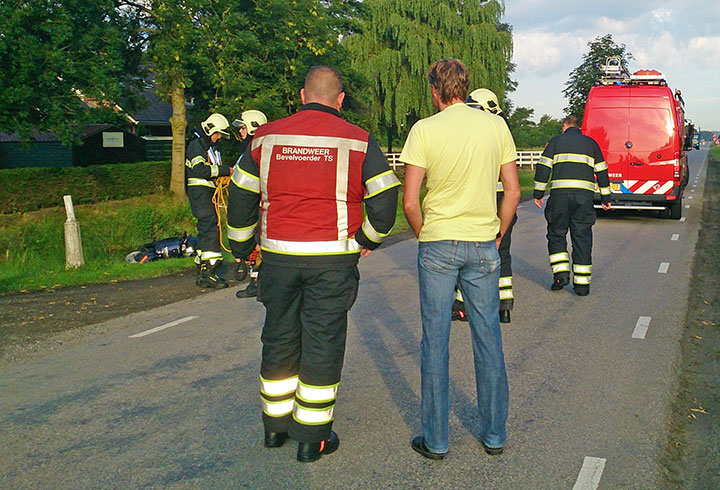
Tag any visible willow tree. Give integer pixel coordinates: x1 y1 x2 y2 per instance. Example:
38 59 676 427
344 0 513 149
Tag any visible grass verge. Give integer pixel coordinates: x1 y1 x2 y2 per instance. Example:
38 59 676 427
0 169 536 294
659 150 720 488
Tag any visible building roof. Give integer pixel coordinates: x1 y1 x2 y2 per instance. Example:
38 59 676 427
132 89 172 125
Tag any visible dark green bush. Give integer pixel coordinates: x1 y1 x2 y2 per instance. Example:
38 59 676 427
0 160 171 213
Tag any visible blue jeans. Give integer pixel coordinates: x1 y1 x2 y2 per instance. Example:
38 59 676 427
418 240 509 453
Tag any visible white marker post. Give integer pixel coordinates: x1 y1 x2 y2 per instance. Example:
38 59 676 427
63 195 85 268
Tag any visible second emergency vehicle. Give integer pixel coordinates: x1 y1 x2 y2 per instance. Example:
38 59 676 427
581 58 688 219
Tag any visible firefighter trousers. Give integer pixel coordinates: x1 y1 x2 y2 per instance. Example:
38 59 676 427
544 191 595 286
187 186 222 262
497 192 517 311
257 262 359 443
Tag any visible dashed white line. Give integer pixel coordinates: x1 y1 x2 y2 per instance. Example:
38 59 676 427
632 316 652 339
671 234 679 241
685 205 691 209
129 316 198 338
688 196 693 200
658 262 670 274
680 217 687 222
573 457 607 490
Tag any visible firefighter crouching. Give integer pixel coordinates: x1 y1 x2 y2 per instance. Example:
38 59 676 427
533 115 611 296
229 109 268 299
186 113 233 289
227 65 400 463
453 88 517 323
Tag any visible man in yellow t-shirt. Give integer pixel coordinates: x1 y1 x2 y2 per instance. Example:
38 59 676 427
401 58 520 460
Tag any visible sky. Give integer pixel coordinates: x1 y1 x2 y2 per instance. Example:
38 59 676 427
503 1 720 132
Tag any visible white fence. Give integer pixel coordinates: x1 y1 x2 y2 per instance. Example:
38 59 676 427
385 151 542 170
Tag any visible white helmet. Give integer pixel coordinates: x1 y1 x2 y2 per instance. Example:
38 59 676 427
232 109 267 137
201 113 230 138
466 88 502 115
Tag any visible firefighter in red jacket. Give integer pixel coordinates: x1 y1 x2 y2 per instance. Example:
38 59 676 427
227 66 399 463
186 113 233 289
533 115 611 295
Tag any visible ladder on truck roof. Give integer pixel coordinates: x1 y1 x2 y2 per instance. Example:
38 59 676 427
597 57 631 85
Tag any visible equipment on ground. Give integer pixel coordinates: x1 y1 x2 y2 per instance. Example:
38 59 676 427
125 234 198 264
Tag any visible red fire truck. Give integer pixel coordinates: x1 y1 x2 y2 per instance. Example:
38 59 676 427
582 57 688 219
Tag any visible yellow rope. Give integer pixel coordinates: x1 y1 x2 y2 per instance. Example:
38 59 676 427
212 175 232 253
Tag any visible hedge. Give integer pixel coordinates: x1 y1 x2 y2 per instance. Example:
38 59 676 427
0 160 172 214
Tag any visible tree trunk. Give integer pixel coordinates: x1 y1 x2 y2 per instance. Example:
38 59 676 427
169 83 187 200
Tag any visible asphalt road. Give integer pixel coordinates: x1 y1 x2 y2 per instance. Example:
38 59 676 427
0 150 708 489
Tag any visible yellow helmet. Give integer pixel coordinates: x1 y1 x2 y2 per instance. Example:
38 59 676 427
232 110 268 138
466 88 503 115
201 113 230 138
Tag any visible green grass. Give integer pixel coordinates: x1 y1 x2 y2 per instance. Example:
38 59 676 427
0 194 201 294
0 169 536 295
709 144 720 161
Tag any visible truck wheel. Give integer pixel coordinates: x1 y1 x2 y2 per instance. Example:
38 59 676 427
667 197 682 220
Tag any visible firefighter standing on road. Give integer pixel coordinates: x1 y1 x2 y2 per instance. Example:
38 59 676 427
465 88 517 323
186 113 233 289
226 66 399 463
230 109 267 299
533 115 611 296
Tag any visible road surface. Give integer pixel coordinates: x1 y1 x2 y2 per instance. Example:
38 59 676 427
0 150 708 489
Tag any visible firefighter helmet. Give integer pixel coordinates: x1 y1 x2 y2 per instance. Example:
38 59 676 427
466 88 503 115
201 113 230 138
232 110 267 138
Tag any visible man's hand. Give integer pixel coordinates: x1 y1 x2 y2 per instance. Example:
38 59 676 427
534 197 544 208
601 202 612 211
360 248 372 258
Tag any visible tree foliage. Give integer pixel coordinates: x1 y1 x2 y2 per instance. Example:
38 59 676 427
506 107 562 149
563 34 633 120
344 0 514 148
0 0 144 144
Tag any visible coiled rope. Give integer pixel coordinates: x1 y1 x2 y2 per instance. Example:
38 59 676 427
212 175 233 252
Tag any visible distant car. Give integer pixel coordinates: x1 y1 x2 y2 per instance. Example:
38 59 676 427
693 138 700 150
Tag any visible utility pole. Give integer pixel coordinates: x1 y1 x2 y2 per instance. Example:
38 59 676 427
63 195 85 268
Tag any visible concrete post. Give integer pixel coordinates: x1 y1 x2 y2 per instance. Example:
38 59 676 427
63 195 85 268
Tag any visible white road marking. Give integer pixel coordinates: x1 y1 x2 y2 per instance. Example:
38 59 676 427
129 316 198 338
671 234 679 241
688 196 693 200
573 457 607 490
632 316 652 339
685 205 691 209
658 262 670 274
680 217 687 222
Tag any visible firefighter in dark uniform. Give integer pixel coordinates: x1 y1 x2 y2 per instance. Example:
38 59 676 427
229 109 267 299
226 66 399 463
453 88 517 323
533 115 612 296
186 113 233 289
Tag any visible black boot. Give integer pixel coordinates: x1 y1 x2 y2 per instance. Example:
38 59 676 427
550 275 570 291
196 260 229 289
236 278 257 298
499 310 511 324
297 432 340 463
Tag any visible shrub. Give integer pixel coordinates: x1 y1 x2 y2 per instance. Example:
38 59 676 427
0 160 171 214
